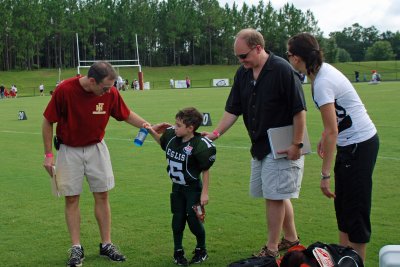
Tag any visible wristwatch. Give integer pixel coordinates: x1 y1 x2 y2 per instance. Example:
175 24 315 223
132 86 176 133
293 142 304 149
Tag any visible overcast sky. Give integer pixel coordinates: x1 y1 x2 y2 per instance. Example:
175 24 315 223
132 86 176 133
218 0 400 36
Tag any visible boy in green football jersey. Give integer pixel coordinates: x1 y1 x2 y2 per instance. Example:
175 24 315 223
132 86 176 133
146 107 217 266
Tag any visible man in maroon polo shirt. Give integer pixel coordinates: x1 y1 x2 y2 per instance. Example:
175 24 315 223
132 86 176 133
42 61 151 267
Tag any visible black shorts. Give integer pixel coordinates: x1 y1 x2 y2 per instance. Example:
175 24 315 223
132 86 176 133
334 134 379 243
170 181 202 215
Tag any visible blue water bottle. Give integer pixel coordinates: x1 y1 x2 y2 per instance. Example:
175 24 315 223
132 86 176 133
134 128 148 147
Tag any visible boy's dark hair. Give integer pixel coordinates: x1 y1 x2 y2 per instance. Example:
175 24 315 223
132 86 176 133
176 107 203 131
88 61 117 84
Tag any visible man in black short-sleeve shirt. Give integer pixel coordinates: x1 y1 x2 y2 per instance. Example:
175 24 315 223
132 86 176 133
226 49 306 160
206 28 307 258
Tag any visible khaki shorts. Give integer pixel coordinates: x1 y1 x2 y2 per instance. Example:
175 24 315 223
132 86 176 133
250 153 304 200
55 140 115 196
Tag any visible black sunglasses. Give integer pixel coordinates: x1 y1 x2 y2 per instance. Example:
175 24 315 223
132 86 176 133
285 51 294 58
102 86 112 93
236 47 256 59
99 81 113 93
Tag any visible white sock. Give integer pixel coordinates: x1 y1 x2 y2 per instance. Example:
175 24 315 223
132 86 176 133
102 243 112 248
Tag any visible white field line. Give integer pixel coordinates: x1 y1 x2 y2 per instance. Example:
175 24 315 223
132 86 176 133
1 129 399 161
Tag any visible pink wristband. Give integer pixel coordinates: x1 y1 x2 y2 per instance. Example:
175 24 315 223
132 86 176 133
45 153 54 158
212 130 220 138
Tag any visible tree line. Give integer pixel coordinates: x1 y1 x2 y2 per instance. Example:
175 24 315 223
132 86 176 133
0 0 399 71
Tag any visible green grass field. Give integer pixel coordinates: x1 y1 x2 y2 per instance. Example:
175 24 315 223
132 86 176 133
1 78 400 266
0 60 399 95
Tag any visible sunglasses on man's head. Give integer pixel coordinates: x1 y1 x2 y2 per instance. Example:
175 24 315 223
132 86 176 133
236 47 256 59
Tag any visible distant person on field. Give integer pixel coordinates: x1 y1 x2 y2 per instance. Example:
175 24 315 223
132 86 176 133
371 70 378 82
42 61 162 267
369 70 381 85
287 32 379 263
116 76 124 90
355 71 360 82
124 79 129 91
170 78 174 88
133 79 138 90
39 83 45 96
10 85 17 98
375 71 381 81
4 87 10 98
186 76 191 88
145 107 217 266
0 84 5 99
204 28 306 259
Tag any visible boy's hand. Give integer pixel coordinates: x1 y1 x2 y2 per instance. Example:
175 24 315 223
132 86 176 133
200 192 209 206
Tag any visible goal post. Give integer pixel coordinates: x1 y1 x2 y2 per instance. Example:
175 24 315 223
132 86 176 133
76 33 144 90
